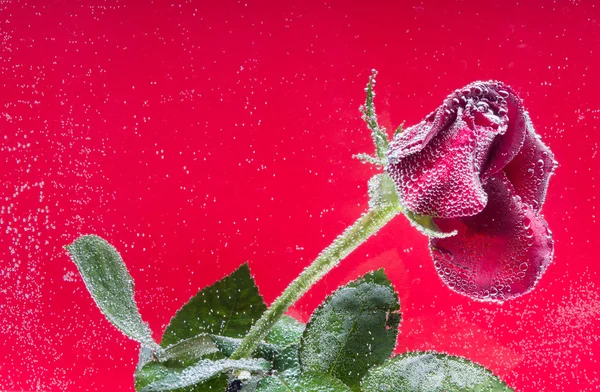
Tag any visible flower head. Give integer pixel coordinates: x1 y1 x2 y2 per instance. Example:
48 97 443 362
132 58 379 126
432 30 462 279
387 81 556 302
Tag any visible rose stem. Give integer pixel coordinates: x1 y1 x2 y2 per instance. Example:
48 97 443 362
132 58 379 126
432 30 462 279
229 203 401 360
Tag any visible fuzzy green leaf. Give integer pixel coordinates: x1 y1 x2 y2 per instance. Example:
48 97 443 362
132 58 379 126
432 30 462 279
135 362 229 392
272 344 300 373
161 334 220 366
162 263 267 347
209 335 280 362
299 269 401 390
65 235 159 350
257 371 351 392
360 352 514 392
265 315 305 347
136 358 270 392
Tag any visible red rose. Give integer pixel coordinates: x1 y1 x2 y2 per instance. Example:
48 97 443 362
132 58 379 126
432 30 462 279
387 81 556 302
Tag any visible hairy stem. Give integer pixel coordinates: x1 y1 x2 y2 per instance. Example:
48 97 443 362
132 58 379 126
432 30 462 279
230 203 402 360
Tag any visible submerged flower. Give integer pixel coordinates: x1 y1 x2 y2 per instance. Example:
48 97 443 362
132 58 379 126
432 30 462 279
387 81 556 302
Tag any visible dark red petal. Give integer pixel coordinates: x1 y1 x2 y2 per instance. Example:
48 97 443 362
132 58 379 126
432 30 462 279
387 105 505 218
481 84 529 179
429 174 554 302
503 123 557 211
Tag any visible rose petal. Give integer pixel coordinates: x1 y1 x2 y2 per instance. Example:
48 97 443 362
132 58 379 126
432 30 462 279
387 107 451 162
481 83 528 179
387 105 505 218
503 121 557 211
429 174 554 302
388 81 510 162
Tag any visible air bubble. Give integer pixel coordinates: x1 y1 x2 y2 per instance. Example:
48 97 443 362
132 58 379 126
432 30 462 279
523 216 532 229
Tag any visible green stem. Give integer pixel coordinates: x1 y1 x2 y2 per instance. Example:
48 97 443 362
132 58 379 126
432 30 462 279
230 203 402 360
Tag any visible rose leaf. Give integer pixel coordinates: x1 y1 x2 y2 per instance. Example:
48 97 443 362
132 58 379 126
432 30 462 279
135 358 270 392
265 315 305 347
299 269 401 390
161 263 267 347
361 352 514 392
65 235 159 350
256 371 351 392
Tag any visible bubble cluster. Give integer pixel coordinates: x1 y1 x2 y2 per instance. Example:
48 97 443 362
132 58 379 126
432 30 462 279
387 81 556 302
503 117 558 212
430 175 554 302
387 81 516 218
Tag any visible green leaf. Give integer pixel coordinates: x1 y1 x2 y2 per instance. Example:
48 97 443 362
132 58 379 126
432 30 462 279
209 335 280 362
162 263 267 347
299 269 401 390
272 344 300 373
402 209 457 238
265 315 305 347
257 371 352 392
360 352 514 392
239 377 261 392
135 361 229 391
136 358 270 392
65 235 159 350
161 334 220 366
135 338 225 391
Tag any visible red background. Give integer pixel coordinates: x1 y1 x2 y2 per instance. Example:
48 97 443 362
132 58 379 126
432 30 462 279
1 1 599 391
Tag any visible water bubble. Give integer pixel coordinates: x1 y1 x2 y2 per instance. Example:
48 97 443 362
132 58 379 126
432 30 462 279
525 227 534 239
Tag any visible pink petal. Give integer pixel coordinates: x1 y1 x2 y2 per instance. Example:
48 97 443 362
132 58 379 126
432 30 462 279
481 83 528 179
387 106 451 161
429 174 554 302
503 124 557 211
387 83 510 218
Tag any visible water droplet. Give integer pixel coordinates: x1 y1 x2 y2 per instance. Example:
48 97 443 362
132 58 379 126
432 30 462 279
537 158 544 166
519 262 528 271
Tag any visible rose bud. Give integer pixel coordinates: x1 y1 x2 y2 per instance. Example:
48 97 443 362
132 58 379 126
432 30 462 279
387 81 557 302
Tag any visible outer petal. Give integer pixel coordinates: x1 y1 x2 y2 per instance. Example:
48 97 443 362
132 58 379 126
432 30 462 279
429 174 554 302
502 119 557 211
387 104 452 161
387 94 508 218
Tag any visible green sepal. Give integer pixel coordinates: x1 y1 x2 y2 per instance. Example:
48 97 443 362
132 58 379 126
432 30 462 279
393 121 405 139
368 173 400 210
360 69 389 160
403 209 458 238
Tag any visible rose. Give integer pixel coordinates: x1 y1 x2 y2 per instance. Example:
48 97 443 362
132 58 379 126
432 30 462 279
387 81 556 302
